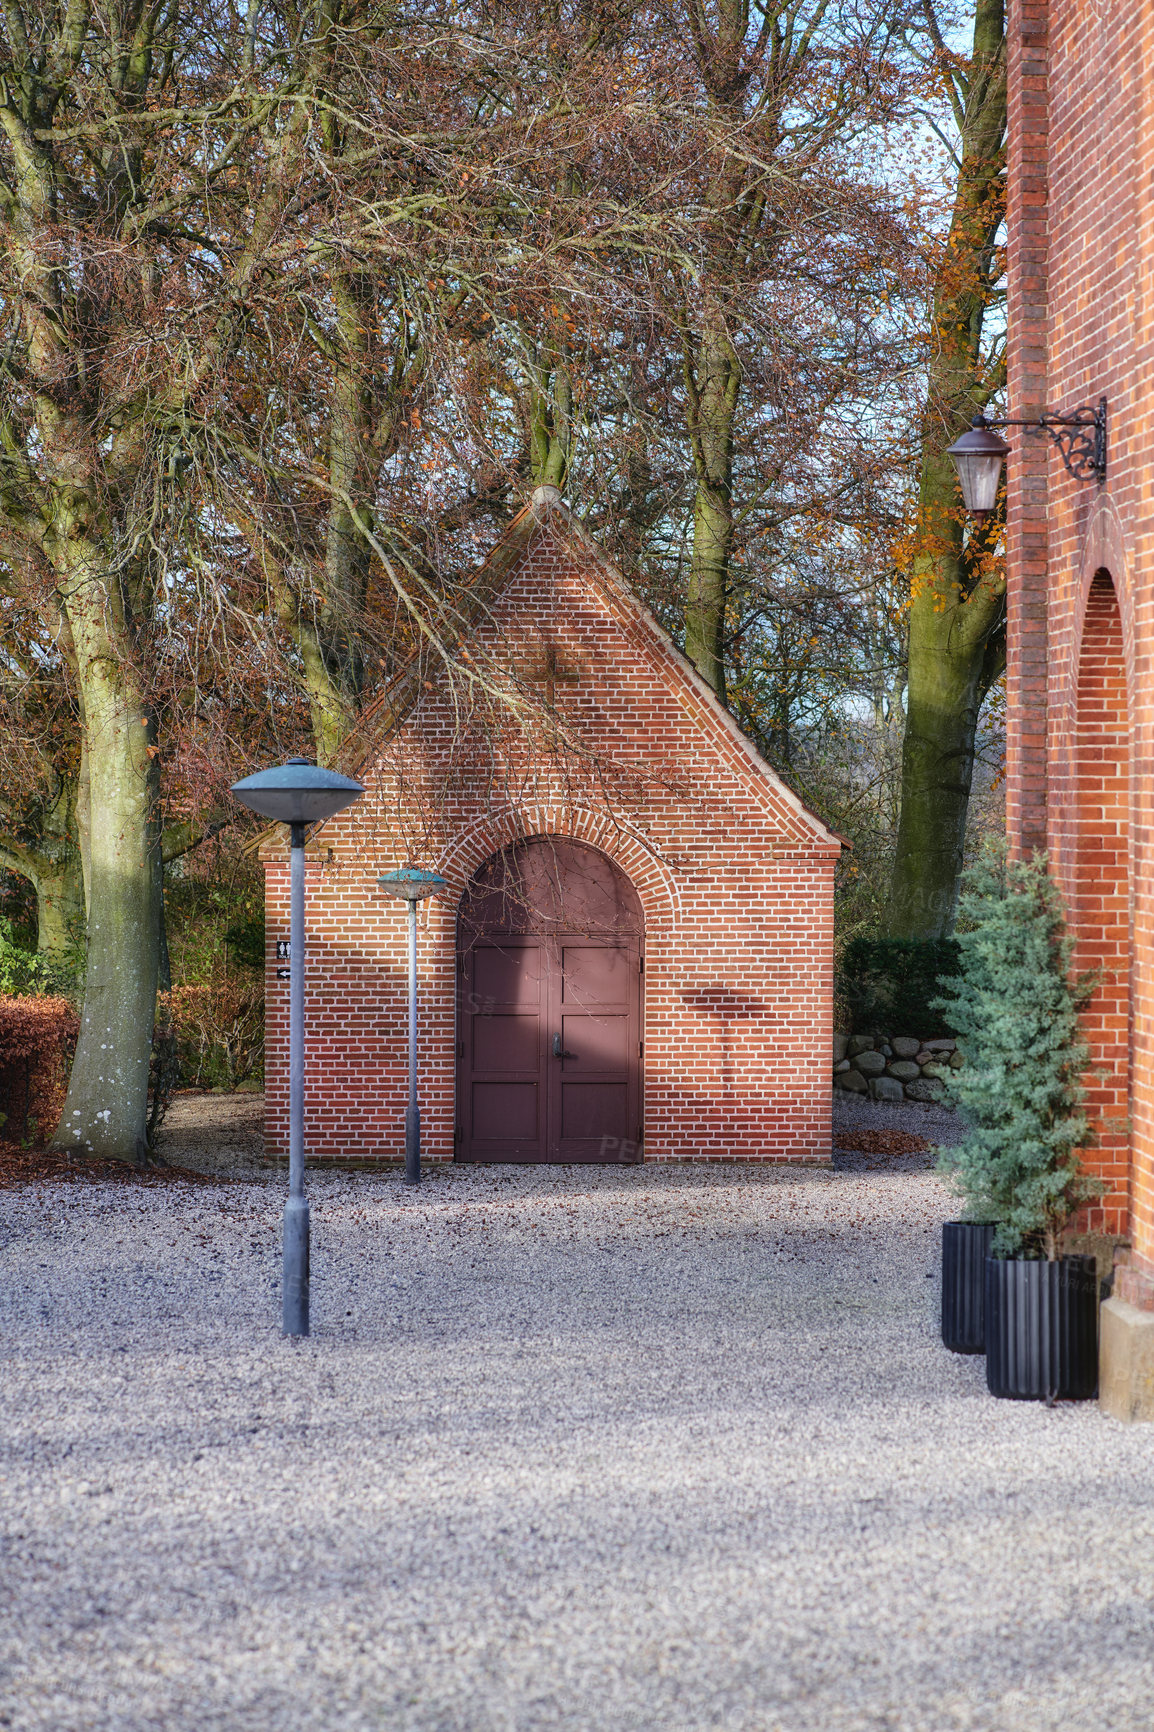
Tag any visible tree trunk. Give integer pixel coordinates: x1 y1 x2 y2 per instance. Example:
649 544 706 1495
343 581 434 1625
885 0 1007 938
50 581 161 1165
684 303 740 702
308 269 378 764
887 586 1004 936
528 346 572 491
0 776 85 970
34 775 85 966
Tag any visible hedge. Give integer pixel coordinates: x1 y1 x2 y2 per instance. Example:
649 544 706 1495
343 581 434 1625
838 937 960 1038
0 996 80 1145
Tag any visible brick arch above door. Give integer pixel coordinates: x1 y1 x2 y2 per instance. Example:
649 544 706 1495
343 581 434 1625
431 801 682 932
459 835 644 939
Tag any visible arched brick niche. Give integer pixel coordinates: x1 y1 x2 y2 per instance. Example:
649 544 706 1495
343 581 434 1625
1073 569 1131 1234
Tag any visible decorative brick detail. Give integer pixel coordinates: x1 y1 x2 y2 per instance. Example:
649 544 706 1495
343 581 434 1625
262 516 840 1168
1005 0 1154 1266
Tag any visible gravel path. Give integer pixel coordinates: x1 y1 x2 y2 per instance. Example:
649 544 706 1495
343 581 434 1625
2 1095 1153 1731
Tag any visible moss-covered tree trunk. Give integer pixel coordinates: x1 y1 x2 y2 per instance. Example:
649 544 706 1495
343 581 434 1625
307 269 378 764
886 0 1007 939
528 345 572 492
52 571 161 1162
0 774 85 965
683 300 740 702
889 583 1005 936
34 777 85 963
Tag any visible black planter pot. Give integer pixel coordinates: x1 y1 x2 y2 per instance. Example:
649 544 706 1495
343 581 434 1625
941 1222 996 1353
984 1255 1099 1401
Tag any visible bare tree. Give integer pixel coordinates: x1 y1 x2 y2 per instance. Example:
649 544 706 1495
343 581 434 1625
0 0 365 1161
661 0 912 701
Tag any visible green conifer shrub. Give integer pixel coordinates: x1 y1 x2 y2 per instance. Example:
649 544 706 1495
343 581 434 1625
933 847 1102 1260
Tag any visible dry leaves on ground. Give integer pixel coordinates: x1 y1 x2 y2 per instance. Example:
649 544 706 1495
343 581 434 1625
0 1141 223 1190
833 1130 932 1157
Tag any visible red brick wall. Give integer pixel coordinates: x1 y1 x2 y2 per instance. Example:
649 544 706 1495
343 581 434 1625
263 524 840 1166
1069 573 1130 1230
1006 0 1154 1256
1004 0 1051 859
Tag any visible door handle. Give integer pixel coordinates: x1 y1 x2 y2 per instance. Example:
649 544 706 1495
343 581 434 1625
552 1033 575 1059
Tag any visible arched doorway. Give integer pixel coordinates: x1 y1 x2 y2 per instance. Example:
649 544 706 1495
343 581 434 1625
456 837 644 1163
1074 569 1131 1218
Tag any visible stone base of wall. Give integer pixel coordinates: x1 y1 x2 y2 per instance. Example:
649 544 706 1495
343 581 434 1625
1100 1297 1154 1423
1113 1249 1154 1311
833 1034 962 1102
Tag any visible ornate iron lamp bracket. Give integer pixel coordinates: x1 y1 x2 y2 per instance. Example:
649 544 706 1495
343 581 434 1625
994 398 1107 481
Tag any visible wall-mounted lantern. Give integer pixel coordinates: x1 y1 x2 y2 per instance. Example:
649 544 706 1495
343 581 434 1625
947 399 1107 520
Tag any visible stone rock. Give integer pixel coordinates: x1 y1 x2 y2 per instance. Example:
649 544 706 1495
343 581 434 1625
855 1049 887 1076
906 1077 944 1103
888 1060 920 1082
870 1076 904 1102
833 1034 849 1063
834 1059 851 1074
891 1036 921 1060
848 1035 875 1057
921 1062 950 1080
949 1050 966 1069
915 1050 934 1067
925 1038 956 1051
1100 1298 1154 1423
880 1044 894 1059
835 1069 869 1093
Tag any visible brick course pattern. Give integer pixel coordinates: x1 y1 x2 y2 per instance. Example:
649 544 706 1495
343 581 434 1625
262 505 840 1168
1005 0 1154 1260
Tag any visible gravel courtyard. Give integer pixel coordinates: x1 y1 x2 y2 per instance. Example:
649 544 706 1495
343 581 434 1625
3 1095 1154 1732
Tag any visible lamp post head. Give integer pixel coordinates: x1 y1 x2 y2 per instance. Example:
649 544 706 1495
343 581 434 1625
946 415 1011 519
230 756 364 825
378 867 448 902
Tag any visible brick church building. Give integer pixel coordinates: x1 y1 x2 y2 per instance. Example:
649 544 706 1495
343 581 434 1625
262 488 841 1171
1005 0 1154 1416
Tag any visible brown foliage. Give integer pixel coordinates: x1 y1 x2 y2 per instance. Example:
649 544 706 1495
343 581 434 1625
162 972 264 1091
0 996 79 1145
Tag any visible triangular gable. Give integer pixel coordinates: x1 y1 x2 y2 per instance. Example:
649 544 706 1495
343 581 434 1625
521 491 841 850
275 487 842 855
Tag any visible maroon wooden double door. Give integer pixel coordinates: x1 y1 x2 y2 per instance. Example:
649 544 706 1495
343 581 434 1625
457 838 643 1163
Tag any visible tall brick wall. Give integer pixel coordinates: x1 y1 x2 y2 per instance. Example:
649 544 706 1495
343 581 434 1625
1004 0 1051 858
263 515 840 1167
1005 0 1154 1256
1070 573 1130 1229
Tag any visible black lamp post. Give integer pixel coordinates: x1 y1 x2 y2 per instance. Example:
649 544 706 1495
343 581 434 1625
231 756 364 1336
378 868 447 1186
947 399 1107 519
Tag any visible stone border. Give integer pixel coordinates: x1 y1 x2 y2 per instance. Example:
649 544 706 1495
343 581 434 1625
833 1034 963 1102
